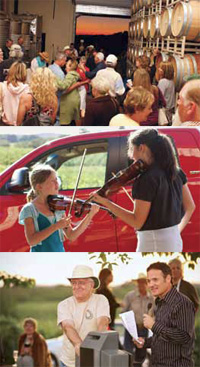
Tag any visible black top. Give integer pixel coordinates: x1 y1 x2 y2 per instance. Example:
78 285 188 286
145 287 195 367
96 285 120 329
132 165 187 231
2 45 10 60
0 58 16 82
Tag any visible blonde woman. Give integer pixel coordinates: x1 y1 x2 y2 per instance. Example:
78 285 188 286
17 67 58 125
0 61 29 125
133 68 166 126
109 86 154 126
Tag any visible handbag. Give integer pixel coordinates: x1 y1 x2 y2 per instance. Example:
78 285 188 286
22 115 40 126
158 107 169 126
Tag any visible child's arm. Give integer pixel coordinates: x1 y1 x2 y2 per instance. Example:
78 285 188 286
64 204 99 242
24 216 71 247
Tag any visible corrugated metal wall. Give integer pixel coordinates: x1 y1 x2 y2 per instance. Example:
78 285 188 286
76 0 132 9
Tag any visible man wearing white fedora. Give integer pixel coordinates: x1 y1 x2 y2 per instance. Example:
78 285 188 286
57 265 110 367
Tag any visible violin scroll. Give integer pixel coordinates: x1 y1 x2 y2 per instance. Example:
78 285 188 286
96 159 148 198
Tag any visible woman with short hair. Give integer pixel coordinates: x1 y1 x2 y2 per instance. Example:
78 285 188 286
82 75 119 126
109 86 154 126
133 68 166 126
18 317 51 367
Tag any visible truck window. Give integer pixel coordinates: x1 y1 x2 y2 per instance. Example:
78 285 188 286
35 141 109 190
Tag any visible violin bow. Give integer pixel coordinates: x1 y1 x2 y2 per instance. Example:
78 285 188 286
68 148 87 217
111 172 135 205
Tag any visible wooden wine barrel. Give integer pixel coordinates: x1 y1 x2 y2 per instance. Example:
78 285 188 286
129 22 134 39
143 17 150 38
143 0 154 8
10 20 21 34
138 18 144 38
160 8 172 37
132 0 137 14
150 14 161 38
171 1 200 41
155 52 169 67
169 54 200 91
0 18 10 48
21 21 30 35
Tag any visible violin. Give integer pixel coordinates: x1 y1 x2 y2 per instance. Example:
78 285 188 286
47 195 114 218
96 159 148 198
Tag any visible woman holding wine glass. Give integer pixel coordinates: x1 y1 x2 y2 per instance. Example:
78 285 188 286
17 318 51 367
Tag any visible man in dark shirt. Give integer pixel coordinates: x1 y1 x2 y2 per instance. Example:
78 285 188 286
2 39 13 60
169 258 199 312
134 262 195 367
80 52 106 80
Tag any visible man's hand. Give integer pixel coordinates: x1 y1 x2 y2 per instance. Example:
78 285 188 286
143 314 155 329
133 337 145 348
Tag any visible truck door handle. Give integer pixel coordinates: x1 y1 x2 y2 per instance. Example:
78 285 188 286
190 171 200 174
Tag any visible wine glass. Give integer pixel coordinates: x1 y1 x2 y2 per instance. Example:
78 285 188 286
12 350 18 367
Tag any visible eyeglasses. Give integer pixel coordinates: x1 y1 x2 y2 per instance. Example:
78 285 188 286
71 280 92 287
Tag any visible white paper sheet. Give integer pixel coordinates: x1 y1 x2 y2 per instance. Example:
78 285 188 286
119 311 142 344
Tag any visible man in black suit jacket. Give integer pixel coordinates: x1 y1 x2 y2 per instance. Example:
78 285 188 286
169 258 199 312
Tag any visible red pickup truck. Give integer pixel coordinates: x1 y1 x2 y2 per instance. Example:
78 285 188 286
0 128 199 252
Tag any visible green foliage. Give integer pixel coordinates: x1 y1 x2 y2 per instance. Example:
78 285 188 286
88 252 133 270
0 315 21 365
0 271 35 288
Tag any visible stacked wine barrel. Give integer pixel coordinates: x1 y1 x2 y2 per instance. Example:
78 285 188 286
127 0 200 90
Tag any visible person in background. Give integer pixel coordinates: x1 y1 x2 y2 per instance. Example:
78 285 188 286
18 36 25 53
57 265 110 367
17 68 58 125
70 43 78 58
0 61 29 126
81 52 106 80
169 258 199 312
78 39 85 57
85 45 96 71
31 52 49 73
123 273 154 366
133 68 166 126
48 51 66 125
0 48 3 63
56 59 80 125
76 56 90 118
2 39 13 60
96 268 121 330
63 45 73 62
134 262 195 367
96 54 125 98
0 44 23 82
82 75 119 126
177 79 200 126
18 317 51 367
109 86 154 127
157 61 175 125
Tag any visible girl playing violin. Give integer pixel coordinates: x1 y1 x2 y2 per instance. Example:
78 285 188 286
19 164 99 252
92 129 195 252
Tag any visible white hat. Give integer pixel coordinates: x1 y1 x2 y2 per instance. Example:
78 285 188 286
63 45 70 51
87 45 94 49
133 273 147 281
68 265 99 289
96 52 104 62
106 54 118 66
9 44 23 58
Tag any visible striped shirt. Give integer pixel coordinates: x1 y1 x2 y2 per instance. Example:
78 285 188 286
144 286 195 367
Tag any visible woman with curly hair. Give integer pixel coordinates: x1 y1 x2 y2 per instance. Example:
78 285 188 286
17 67 58 125
0 61 29 125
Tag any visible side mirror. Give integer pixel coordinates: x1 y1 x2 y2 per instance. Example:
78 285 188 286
7 167 30 192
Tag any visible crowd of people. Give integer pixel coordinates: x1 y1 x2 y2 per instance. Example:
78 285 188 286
0 39 200 126
16 261 199 367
